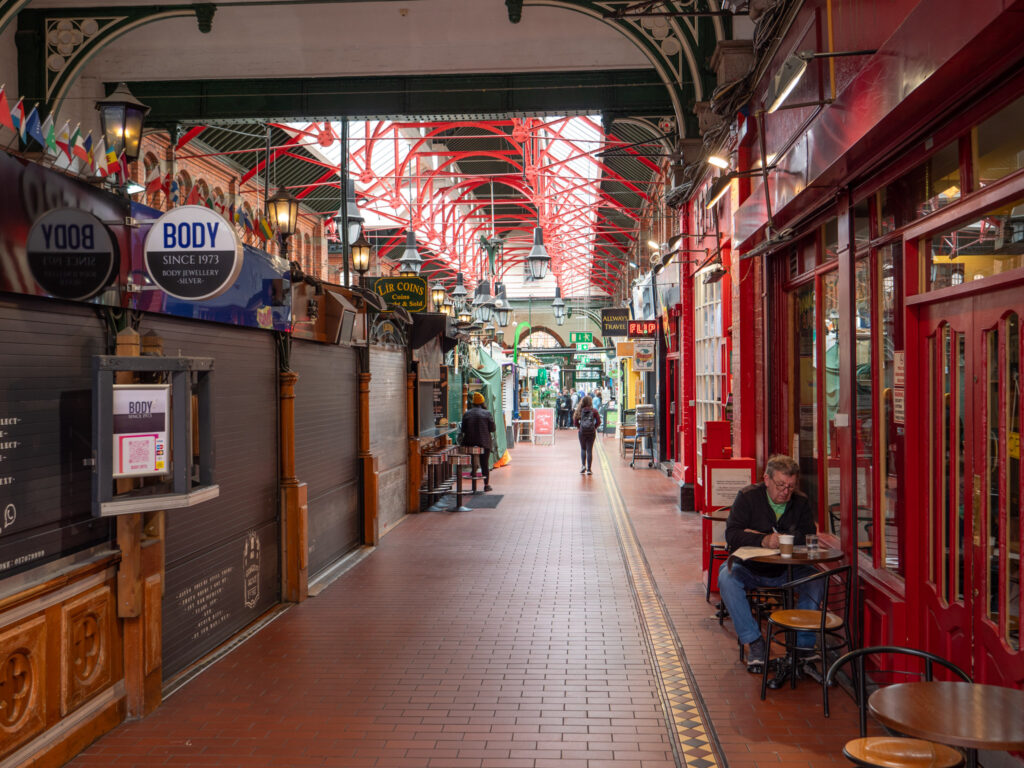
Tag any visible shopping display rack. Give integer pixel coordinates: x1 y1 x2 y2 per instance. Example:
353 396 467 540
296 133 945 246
630 404 656 468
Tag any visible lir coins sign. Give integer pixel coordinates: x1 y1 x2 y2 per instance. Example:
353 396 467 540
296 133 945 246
372 276 427 312
144 206 242 300
26 208 118 300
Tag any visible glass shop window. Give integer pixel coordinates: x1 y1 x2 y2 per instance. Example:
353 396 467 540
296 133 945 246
878 245 904 574
823 218 840 262
879 141 961 234
974 94 1024 189
925 196 1024 290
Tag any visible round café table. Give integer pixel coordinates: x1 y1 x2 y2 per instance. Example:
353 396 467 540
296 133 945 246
869 681 1024 768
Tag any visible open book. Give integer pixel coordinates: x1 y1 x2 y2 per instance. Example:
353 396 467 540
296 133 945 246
729 546 780 560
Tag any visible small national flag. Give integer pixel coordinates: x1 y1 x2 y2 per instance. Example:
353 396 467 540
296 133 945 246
73 131 90 162
240 206 252 232
144 162 163 193
41 113 57 155
56 122 72 160
185 184 200 206
0 85 13 133
105 143 118 173
83 133 95 171
168 179 180 205
258 214 274 240
24 106 44 146
93 136 107 175
118 151 129 183
10 97 25 140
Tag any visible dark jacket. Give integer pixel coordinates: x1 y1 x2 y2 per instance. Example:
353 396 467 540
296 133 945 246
725 482 816 576
574 406 601 432
557 394 571 411
460 404 496 451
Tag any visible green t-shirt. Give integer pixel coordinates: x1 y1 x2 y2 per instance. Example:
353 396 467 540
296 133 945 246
768 496 787 520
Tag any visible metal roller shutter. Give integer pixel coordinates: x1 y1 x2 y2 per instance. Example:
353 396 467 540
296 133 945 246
145 315 280 678
0 296 113 575
291 340 360 576
369 347 407 532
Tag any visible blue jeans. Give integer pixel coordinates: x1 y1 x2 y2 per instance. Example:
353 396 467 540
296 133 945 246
717 561 824 648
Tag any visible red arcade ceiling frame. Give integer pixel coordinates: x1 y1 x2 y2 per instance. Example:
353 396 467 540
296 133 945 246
275 116 661 296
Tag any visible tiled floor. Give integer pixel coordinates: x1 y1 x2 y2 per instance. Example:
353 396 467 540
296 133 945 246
69 433 859 768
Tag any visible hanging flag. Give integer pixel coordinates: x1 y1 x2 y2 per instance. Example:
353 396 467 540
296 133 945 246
93 136 107 175
144 162 163 193
69 125 86 162
10 97 25 140
105 140 118 172
24 105 44 146
0 85 13 133
239 206 252 232
185 184 200 206
56 122 72 160
118 151 129 183
258 214 274 240
41 113 57 155
83 133 95 172
168 179 180 205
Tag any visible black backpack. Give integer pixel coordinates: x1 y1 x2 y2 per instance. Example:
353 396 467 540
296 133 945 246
579 408 597 435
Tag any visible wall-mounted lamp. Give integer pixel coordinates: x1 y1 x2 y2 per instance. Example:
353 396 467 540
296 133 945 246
768 49 876 113
707 155 731 170
702 259 727 284
705 167 774 209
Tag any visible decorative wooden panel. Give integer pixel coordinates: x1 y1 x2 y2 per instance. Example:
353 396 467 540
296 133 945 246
61 586 114 716
0 615 47 755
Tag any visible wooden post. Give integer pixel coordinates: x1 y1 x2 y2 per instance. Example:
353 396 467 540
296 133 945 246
114 327 164 717
279 371 308 603
407 372 421 514
359 372 379 544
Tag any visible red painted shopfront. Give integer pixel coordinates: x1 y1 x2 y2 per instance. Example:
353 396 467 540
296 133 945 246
681 0 1024 685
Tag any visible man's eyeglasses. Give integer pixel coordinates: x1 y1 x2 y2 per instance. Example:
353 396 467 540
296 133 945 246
767 475 798 493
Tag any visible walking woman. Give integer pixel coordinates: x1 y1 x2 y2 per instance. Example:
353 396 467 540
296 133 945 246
574 395 601 475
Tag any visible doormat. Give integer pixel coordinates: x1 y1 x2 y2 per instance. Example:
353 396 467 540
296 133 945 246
467 494 503 509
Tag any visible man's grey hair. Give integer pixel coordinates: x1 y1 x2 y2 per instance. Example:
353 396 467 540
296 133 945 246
765 454 800 478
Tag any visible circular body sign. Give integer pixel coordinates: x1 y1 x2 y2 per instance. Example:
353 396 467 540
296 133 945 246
25 208 118 300
143 205 242 300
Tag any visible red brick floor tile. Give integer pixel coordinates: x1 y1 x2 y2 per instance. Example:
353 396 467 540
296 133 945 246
64 435 859 768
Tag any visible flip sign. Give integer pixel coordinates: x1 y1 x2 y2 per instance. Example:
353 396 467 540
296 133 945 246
627 320 659 338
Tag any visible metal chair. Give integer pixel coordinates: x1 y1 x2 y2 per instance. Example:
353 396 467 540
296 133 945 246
760 565 853 707
824 647 971 768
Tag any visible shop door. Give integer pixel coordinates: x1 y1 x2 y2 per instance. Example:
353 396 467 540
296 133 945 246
665 358 677 461
919 285 1024 686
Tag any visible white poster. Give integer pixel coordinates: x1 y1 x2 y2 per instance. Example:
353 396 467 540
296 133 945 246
634 339 655 371
112 384 170 478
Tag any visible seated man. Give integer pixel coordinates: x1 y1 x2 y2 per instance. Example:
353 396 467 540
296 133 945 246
717 454 824 671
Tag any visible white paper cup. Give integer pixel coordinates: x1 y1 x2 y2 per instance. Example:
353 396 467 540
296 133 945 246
778 534 794 557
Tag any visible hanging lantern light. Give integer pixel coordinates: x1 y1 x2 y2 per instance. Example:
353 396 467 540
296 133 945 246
397 230 424 275
473 278 494 323
451 271 468 309
350 233 372 276
335 177 364 244
526 226 551 280
551 285 566 320
430 280 447 312
457 306 473 325
266 186 300 259
493 280 511 327
555 313 566 326
95 83 150 163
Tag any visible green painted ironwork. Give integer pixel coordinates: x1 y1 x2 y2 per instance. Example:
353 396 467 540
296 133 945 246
16 5 213 114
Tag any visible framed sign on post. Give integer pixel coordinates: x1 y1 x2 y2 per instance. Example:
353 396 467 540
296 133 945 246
633 340 655 371
533 407 555 446
112 384 170 478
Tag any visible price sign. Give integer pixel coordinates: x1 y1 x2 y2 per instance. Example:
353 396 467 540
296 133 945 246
627 320 658 337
